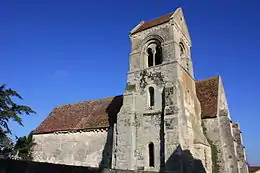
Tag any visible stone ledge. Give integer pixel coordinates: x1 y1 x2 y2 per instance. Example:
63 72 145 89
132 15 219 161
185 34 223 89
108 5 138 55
143 109 162 116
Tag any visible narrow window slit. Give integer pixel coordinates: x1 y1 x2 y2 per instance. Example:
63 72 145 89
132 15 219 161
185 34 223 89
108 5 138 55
149 87 155 107
147 48 153 67
149 142 155 167
155 45 162 65
179 42 185 57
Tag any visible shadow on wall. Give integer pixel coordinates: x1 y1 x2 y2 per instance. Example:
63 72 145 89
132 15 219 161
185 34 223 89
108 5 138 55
160 145 207 173
97 95 206 173
99 96 123 173
160 89 166 171
0 159 99 173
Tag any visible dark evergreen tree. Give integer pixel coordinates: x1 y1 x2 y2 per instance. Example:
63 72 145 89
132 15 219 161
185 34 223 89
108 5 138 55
0 84 36 159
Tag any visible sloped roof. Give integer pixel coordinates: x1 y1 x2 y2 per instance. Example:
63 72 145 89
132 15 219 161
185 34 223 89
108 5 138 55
249 166 260 173
131 12 173 35
34 77 220 134
130 7 191 42
195 76 219 119
33 96 123 134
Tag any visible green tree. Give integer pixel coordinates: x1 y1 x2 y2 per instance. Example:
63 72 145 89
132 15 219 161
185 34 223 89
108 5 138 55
14 132 35 160
0 84 36 158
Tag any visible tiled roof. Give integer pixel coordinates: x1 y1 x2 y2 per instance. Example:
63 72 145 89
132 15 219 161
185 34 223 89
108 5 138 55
131 12 173 35
34 77 221 134
249 166 260 173
33 96 123 134
195 76 220 119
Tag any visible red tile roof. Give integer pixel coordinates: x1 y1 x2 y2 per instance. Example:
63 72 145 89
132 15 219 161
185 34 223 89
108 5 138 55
131 12 173 35
195 76 219 119
34 77 221 134
33 96 123 134
249 166 260 173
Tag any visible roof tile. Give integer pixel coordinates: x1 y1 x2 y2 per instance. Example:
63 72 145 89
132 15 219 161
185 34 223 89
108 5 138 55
33 96 123 134
131 12 173 35
249 166 260 173
195 76 219 119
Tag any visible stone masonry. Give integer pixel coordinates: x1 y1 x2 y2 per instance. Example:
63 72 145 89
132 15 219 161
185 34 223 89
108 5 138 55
32 7 248 173
112 8 211 173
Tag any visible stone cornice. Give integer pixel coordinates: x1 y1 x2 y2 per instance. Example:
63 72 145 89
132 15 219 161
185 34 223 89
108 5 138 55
143 109 162 116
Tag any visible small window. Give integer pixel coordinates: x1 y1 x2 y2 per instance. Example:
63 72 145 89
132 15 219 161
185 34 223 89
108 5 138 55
149 143 155 167
186 61 189 71
147 48 153 67
179 42 185 57
149 87 154 107
155 45 162 65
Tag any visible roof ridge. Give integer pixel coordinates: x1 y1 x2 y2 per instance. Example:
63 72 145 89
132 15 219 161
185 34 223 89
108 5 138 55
143 11 174 23
131 11 174 35
196 76 220 83
55 95 121 109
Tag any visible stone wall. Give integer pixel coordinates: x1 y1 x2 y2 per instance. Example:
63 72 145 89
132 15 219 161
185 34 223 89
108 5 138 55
219 116 239 173
218 79 239 173
202 118 226 173
32 128 113 168
232 123 249 173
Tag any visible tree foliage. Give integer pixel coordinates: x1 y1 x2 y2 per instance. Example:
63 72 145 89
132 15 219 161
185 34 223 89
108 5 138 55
14 132 35 160
0 84 36 159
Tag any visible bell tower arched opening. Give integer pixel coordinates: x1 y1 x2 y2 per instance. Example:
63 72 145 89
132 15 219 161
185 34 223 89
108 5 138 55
144 40 163 68
155 45 162 65
147 48 153 67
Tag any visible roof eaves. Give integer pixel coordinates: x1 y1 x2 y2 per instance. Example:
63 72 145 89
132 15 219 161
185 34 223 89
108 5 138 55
33 126 109 135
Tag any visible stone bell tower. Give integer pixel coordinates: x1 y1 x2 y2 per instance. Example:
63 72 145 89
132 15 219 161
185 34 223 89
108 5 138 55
112 8 212 173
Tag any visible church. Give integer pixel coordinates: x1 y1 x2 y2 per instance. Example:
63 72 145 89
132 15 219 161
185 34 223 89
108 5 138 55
32 8 248 173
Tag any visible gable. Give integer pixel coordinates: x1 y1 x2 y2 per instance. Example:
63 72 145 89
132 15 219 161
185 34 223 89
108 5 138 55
130 8 191 44
171 8 191 42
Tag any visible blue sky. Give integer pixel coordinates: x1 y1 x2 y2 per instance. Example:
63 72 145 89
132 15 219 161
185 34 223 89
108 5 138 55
1 0 259 165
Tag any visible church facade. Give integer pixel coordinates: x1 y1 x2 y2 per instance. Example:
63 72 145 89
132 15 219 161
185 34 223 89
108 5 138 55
32 8 248 173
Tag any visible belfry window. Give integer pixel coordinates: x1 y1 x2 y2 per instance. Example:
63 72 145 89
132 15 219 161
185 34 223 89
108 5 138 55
155 45 162 65
179 42 185 57
149 142 155 167
145 41 163 68
149 87 155 107
147 48 153 67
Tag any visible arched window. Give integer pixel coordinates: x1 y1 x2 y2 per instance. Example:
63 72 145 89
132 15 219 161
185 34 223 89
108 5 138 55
155 45 162 65
149 143 155 167
147 48 153 67
149 87 155 107
145 41 163 68
179 42 185 57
